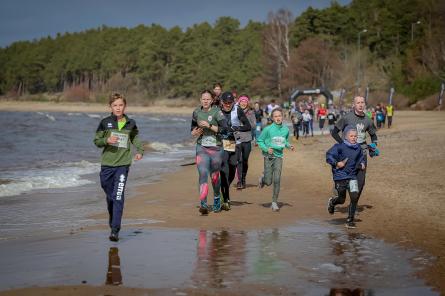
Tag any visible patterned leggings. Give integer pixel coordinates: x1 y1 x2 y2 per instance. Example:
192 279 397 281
196 145 223 203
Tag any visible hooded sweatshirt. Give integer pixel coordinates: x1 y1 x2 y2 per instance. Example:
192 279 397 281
257 122 290 158
326 140 365 181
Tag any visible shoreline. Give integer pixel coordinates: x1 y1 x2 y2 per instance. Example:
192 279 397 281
0 100 194 115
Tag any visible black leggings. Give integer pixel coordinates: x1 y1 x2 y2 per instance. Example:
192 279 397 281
357 166 366 201
221 150 237 202
332 179 359 220
236 142 252 183
292 123 301 139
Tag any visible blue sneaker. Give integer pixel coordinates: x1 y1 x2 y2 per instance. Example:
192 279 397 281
213 196 221 213
199 200 209 215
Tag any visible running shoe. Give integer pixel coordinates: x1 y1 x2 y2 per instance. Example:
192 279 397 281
327 197 335 214
345 218 356 229
109 231 119 242
222 201 231 211
213 196 221 213
236 181 243 190
346 221 356 229
258 175 264 188
271 202 280 212
199 201 209 215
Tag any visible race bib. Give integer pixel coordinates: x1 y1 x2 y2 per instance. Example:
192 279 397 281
271 136 285 148
201 135 217 147
256 125 261 131
320 115 326 119
110 132 129 148
349 179 359 193
222 139 236 152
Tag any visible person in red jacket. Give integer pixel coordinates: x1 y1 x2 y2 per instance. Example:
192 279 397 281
317 103 328 135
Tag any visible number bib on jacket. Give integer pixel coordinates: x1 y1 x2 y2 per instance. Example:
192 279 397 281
223 139 236 151
201 135 217 147
110 132 129 148
271 136 285 148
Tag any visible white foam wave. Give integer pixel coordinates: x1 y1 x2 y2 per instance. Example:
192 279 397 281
148 142 185 152
37 112 56 121
170 117 187 122
67 112 83 116
87 114 101 119
0 160 100 198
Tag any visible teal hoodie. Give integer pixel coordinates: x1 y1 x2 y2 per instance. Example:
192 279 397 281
257 122 291 158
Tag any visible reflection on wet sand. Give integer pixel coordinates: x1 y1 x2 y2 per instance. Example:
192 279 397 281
192 229 247 288
105 247 122 286
329 288 365 296
252 228 283 279
328 232 365 279
0 223 436 295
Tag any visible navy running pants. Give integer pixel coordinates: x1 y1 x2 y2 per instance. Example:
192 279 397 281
100 165 130 232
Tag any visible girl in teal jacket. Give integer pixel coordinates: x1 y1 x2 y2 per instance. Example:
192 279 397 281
257 108 294 211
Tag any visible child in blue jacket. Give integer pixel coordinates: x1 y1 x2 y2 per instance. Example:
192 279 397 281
326 126 365 228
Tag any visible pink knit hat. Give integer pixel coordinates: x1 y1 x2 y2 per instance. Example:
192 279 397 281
238 95 249 103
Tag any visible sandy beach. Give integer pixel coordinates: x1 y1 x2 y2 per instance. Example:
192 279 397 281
0 109 444 295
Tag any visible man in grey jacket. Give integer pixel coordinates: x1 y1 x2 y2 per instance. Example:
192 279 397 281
331 96 378 204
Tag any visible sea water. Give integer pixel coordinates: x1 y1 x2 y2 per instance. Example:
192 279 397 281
0 111 194 240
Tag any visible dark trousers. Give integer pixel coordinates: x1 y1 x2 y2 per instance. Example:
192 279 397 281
221 150 237 203
309 119 314 136
292 123 301 139
303 121 309 136
357 166 366 201
236 142 252 184
331 179 359 220
100 165 129 232
387 116 393 128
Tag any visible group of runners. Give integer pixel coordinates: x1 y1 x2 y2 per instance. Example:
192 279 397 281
191 83 294 215
94 90 379 241
366 103 394 129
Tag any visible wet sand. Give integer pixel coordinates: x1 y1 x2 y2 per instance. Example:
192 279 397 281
0 110 444 295
0 224 437 295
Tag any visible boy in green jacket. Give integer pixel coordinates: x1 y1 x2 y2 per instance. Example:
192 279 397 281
257 108 294 211
94 93 144 241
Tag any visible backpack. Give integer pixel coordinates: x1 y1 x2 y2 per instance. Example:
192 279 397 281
377 112 384 122
293 111 303 124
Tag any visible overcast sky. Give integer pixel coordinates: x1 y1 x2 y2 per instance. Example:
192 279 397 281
0 0 351 47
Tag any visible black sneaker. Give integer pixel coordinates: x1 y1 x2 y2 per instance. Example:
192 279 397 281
327 197 335 215
237 181 243 190
109 231 119 242
345 218 356 229
346 221 356 229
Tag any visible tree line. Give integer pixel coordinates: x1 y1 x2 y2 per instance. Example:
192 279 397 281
0 0 443 104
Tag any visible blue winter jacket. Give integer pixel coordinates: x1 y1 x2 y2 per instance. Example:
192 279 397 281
326 141 365 181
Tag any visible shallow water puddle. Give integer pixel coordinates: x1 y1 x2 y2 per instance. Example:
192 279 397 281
0 221 437 295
